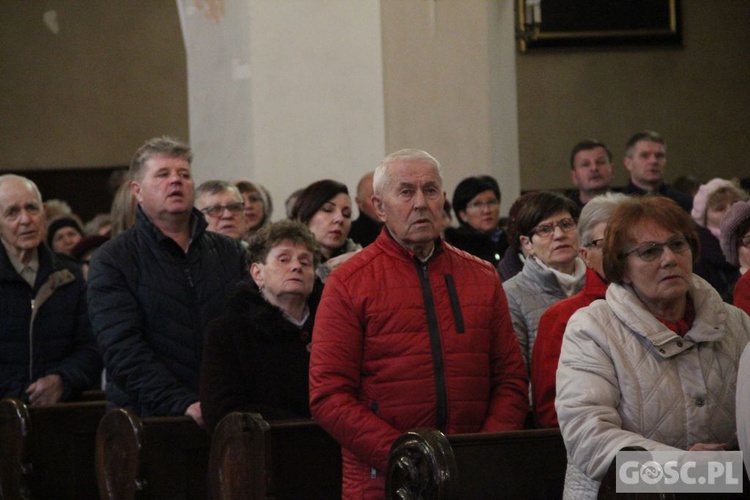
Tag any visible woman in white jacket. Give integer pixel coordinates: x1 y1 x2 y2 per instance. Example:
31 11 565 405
556 196 750 499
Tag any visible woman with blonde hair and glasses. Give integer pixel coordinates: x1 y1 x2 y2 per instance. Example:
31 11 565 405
556 196 750 498
235 180 270 240
502 191 584 368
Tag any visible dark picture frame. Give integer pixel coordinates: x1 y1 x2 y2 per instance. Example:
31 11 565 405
516 0 681 53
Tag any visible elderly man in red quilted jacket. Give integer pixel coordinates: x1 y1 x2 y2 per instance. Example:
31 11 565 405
309 149 529 499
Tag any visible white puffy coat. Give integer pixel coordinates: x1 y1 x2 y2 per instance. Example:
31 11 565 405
556 275 750 499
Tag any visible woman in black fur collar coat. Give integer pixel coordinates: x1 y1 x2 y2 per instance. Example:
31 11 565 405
200 220 322 432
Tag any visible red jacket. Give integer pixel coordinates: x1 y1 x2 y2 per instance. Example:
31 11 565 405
734 271 750 316
531 267 608 428
309 231 528 499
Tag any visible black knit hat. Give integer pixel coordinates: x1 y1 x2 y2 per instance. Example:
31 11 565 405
46 217 83 248
452 176 500 222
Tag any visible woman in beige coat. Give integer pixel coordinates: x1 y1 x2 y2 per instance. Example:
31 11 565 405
556 196 750 499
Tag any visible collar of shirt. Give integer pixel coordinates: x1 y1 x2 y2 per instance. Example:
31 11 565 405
283 305 310 328
7 247 39 285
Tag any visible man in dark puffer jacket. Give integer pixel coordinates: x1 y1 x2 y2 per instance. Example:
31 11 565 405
88 137 249 427
0 174 101 404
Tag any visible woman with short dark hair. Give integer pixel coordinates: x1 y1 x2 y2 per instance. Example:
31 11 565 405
557 196 750 498
502 191 584 368
444 175 508 266
200 220 322 432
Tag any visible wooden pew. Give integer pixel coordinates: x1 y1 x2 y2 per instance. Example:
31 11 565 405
0 397 106 499
209 412 342 499
386 428 567 499
95 408 211 499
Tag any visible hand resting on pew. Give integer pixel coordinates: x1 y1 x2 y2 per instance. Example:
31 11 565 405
25 374 64 406
185 400 205 428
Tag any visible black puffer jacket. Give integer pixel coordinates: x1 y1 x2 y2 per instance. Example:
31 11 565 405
88 207 249 417
444 225 509 267
0 243 101 400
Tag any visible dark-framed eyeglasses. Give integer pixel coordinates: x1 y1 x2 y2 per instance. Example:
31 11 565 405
584 238 604 250
622 235 691 262
466 199 499 211
201 203 244 217
530 217 577 238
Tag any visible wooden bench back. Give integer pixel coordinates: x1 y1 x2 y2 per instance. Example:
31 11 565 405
386 428 567 499
96 408 210 500
0 397 106 499
209 412 342 499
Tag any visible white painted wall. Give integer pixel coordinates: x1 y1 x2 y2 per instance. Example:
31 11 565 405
178 0 385 220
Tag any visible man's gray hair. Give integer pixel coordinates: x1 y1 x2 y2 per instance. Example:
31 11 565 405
0 174 43 202
578 192 630 246
195 180 242 203
373 149 443 196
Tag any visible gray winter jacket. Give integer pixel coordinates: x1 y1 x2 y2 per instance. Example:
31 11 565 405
502 256 585 368
556 275 750 499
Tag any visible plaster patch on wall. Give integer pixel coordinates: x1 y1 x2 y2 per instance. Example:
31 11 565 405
195 0 225 23
43 10 59 34
231 59 251 80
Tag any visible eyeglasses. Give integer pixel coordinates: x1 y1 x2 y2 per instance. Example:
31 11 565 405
623 235 691 262
584 238 604 250
466 199 499 211
530 218 577 238
201 203 244 217
245 194 264 204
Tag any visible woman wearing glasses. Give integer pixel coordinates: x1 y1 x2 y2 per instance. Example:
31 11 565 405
556 196 750 499
444 175 508 266
720 200 750 315
531 192 628 428
290 179 361 282
502 191 584 368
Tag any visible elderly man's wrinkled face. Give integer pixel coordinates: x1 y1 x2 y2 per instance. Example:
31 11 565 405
374 160 444 252
0 177 46 259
